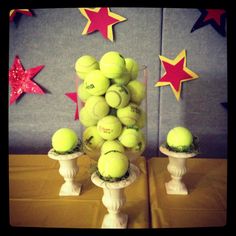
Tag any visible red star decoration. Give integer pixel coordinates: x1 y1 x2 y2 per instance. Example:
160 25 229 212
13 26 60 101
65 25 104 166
65 92 79 120
79 7 126 42
155 50 199 101
9 55 45 105
9 9 33 22
191 9 226 37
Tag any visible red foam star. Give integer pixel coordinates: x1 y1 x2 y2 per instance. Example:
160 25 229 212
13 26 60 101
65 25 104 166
204 9 226 26
79 7 126 42
65 92 79 120
155 50 199 101
9 55 45 105
9 9 33 22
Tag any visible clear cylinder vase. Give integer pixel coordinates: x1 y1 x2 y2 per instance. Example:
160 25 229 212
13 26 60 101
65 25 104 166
75 58 147 163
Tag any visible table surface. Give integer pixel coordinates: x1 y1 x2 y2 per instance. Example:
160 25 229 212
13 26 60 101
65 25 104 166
9 154 149 228
9 155 227 228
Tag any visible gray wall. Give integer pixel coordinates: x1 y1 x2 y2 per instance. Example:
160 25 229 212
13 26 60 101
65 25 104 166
9 8 227 158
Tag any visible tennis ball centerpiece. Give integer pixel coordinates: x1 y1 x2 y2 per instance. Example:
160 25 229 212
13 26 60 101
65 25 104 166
166 126 193 152
97 152 129 179
76 51 147 164
52 128 79 153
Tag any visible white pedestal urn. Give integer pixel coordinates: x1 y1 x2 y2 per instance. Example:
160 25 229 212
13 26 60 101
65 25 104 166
48 148 83 196
91 163 139 228
159 145 197 195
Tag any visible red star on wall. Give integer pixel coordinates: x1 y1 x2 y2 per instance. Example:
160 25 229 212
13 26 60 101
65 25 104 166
65 92 79 120
9 55 45 105
79 7 126 42
191 9 226 37
9 9 33 22
155 50 199 101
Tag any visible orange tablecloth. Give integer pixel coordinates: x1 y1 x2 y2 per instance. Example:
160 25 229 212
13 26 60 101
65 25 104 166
9 155 149 228
148 157 227 228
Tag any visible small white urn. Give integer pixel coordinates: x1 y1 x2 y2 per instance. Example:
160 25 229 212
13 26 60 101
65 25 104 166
48 148 83 196
159 145 197 195
91 163 139 228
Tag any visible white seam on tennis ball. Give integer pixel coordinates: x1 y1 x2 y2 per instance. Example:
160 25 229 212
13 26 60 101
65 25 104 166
106 90 122 108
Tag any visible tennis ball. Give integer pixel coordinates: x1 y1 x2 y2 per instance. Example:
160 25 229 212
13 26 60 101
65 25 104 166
112 69 131 85
98 152 129 178
117 103 141 126
118 126 141 148
126 132 146 154
52 128 78 153
85 95 110 120
136 108 146 129
127 80 146 105
101 140 125 155
84 70 110 96
83 145 100 161
166 126 193 151
100 51 126 79
75 55 99 80
125 58 139 80
105 84 130 109
97 115 122 140
77 82 91 102
79 107 98 127
83 126 105 151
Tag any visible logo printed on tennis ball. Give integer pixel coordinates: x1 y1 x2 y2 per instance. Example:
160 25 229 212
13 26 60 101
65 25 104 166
97 115 122 140
85 95 110 120
82 126 104 151
105 84 130 109
75 55 99 80
167 126 193 151
98 152 129 178
52 128 78 153
100 51 126 79
125 58 139 80
117 103 141 126
127 80 146 105
84 70 110 96
118 126 141 148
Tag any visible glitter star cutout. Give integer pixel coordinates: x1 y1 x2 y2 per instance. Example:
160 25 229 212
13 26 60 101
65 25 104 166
65 92 79 120
9 55 45 105
191 9 226 37
9 9 33 22
79 7 126 42
155 50 199 101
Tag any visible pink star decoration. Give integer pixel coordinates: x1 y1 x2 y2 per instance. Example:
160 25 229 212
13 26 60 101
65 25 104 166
9 9 33 22
79 7 126 42
9 55 45 105
155 50 199 101
65 92 79 120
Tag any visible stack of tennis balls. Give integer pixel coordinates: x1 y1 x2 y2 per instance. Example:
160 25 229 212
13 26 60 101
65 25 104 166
75 51 146 180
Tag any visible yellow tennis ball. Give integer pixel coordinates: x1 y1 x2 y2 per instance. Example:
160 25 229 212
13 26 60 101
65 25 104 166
100 51 126 78
98 152 129 178
97 115 122 140
77 82 91 102
127 80 146 105
167 126 193 152
105 84 130 109
136 108 146 129
118 126 141 148
101 140 125 155
125 58 139 80
85 95 110 120
117 103 141 126
79 107 98 127
126 132 146 155
52 128 78 153
112 69 131 85
83 126 105 151
75 55 99 80
84 69 110 95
